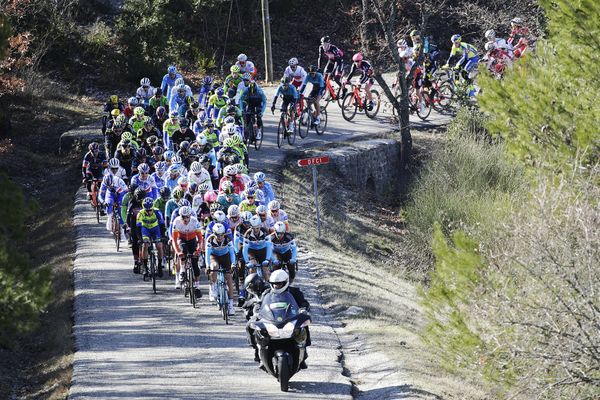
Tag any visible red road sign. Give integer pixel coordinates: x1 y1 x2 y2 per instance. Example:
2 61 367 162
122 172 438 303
297 155 330 167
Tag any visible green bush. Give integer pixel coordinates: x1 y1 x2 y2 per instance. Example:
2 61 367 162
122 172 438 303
0 173 51 347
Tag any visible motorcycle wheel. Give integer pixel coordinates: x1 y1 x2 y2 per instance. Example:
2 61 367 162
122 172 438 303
278 354 291 392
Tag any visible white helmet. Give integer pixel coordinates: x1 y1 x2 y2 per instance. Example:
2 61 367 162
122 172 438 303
223 165 236 176
268 200 280 211
225 124 237 136
177 176 189 186
269 269 289 294
274 221 286 234
190 161 203 173
256 205 267 215
213 223 226 235
224 116 236 125
198 182 212 192
485 29 496 41
288 57 298 66
179 206 192 217
227 204 240 217
250 215 261 228
214 210 226 223
237 53 248 62
177 83 186 92
396 39 407 48
172 155 182 164
175 78 184 87
511 17 523 25
108 158 120 168
485 41 497 51
399 48 414 58
192 194 204 209
196 134 208 146
242 72 252 81
140 77 151 86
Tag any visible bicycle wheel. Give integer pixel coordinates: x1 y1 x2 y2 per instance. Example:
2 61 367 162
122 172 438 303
287 118 297 145
341 93 358 121
416 100 432 120
221 284 229 324
150 254 156 294
437 83 454 110
277 118 284 149
244 123 253 146
336 86 346 109
315 107 327 135
254 125 263 150
299 109 310 139
365 89 381 119
233 264 240 295
113 214 120 252
188 263 196 308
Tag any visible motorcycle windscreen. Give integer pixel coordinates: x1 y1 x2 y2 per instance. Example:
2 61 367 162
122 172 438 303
258 291 300 326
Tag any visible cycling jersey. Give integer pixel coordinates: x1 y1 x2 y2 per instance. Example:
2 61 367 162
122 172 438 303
269 232 297 261
82 151 107 179
252 181 276 204
129 116 145 134
284 66 307 88
98 174 128 205
131 173 158 199
224 74 242 91
259 215 275 231
239 86 267 115
169 93 192 117
206 94 229 120
162 119 180 150
149 95 168 111
153 197 168 216
273 84 299 104
136 86 156 105
299 73 326 96
235 60 256 76
172 215 203 243
205 234 236 266
188 168 212 187
242 228 273 263
136 208 164 229
239 200 257 214
217 193 241 210
318 44 344 66
198 83 212 107
218 175 246 195
346 60 374 84
161 72 183 101
448 42 479 69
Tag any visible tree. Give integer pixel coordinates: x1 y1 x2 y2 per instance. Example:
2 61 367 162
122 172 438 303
479 0 600 171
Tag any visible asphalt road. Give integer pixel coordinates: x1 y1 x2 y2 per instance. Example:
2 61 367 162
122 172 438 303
70 82 451 400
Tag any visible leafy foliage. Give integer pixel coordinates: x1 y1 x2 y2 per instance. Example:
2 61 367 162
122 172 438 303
0 173 51 347
479 0 600 171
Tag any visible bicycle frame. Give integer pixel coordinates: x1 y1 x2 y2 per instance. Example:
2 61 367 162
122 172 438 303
349 85 365 109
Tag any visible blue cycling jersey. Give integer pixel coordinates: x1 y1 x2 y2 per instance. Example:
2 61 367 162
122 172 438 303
300 73 325 95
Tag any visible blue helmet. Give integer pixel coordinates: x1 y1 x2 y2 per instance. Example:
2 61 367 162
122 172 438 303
203 75 213 85
254 171 265 183
216 87 224 97
168 65 177 74
142 197 154 210
451 34 461 43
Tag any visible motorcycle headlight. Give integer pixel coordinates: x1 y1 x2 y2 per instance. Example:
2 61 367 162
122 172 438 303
265 322 279 338
280 322 295 339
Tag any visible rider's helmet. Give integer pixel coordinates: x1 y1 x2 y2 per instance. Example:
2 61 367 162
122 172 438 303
268 200 280 211
223 164 236 177
177 176 189 188
88 142 100 154
248 81 256 94
227 204 240 218
237 53 248 62
223 137 237 149
396 38 407 49
108 158 120 169
138 163 150 174
197 182 211 193
151 144 163 156
169 110 179 119
225 124 238 137
121 131 133 141
216 87 225 97
241 211 253 223
154 161 167 173
451 34 462 43
320 35 331 44
288 57 298 66
134 187 146 201
168 65 177 75
136 147 147 160
511 17 523 26
244 273 267 296
134 106 145 117
142 197 154 210
230 135 242 148
274 221 286 235
128 97 138 106
178 198 191 208
224 116 236 125
109 95 118 105
143 116 153 127
281 76 291 85
307 65 317 73
140 77 151 87
164 150 175 163
254 171 266 183
230 64 241 73
179 205 192 217
110 109 121 117
250 215 262 228
269 269 290 294
159 186 171 201
213 223 226 236
242 72 252 81
203 75 213 85
196 134 208 146
156 106 166 118
177 84 186 95
256 205 268 216
190 161 203 174
172 187 184 201
485 29 496 41
204 190 217 203
179 140 190 152
214 210 226 223
485 41 497 52
179 118 189 129
175 78 184 87
172 154 183 165
352 52 364 62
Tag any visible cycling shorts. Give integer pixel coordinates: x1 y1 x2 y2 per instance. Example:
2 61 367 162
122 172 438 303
141 225 161 243
248 248 268 264
280 98 297 113
324 60 344 76
210 253 232 272
464 56 479 72
179 239 201 275
274 250 292 263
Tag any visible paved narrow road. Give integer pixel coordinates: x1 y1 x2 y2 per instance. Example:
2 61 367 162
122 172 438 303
70 82 451 399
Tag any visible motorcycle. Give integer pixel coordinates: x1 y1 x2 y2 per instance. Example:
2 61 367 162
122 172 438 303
248 290 311 392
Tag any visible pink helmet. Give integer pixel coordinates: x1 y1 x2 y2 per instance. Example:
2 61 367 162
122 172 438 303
203 190 217 203
352 52 363 62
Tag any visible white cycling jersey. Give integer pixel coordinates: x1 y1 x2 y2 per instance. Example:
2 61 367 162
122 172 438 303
236 60 256 75
136 86 156 101
172 215 201 236
170 85 193 99
104 166 127 181
284 65 307 84
188 168 212 187
270 209 288 223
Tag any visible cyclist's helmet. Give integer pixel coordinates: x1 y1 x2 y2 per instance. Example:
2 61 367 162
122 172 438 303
227 204 240 218
216 87 225 96
242 72 252 81
164 150 175 162
511 17 523 25
237 53 248 62
256 205 268 216
352 52 364 62
451 34 462 43
143 116 153 127
172 187 184 200
281 76 291 85
241 211 253 222
244 273 267 296
128 97 138 106
172 154 183 165
223 137 237 149
320 35 331 44
269 269 289 294
177 84 186 94
179 140 190 152
142 197 154 210
138 163 150 174
108 158 120 169
227 105 237 115
213 223 226 236
230 64 241 73
248 81 256 93
204 190 217 203
154 160 167 172
254 171 266 183
177 176 189 187
196 134 208 146
485 29 496 40
147 135 158 146
179 205 192 217
224 116 236 125
274 221 286 234
88 142 100 153
110 109 121 117
152 146 164 157
397 38 407 48
203 75 213 85
169 110 179 118
307 65 317 73
140 77 151 86
134 187 146 201
250 215 262 228
168 65 177 75
214 210 226 223
174 78 184 87
198 182 211 192
210 202 222 213
268 200 280 211
136 147 147 160
288 57 298 66
410 29 419 37
121 131 133 141
178 198 191 208
156 106 166 118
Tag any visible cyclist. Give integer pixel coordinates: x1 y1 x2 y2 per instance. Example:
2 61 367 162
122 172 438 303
220 136 248 169
171 119 196 150
136 77 156 108
445 34 479 83
136 117 159 145
206 87 228 120
484 41 513 77
162 111 181 151
188 161 212 187
235 53 257 79
170 84 192 117
256 205 275 232
165 164 182 191
252 172 276 204
126 187 147 273
269 221 298 283
148 88 168 115
205 222 237 314
103 95 125 115
234 211 253 304
131 163 158 200
484 29 513 57
99 172 128 232
216 101 243 130
124 97 138 119
165 187 185 228
220 164 246 194
184 101 201 125
114 139 135 177
172 205 203 294
344 52 375 110
153 186 171 218
160 65 183 102
119 181 137 245
242 215 273 280
271 76 299 134
284 57 307 91
151 161 168 191
82 142 107 200
217 181 242 210
239 81 267 141
153 106 168 133
105 157 128 182
267 200 289 231
105 115 126 157
198 153 219 189
224 65 243 97
170 77 193 100
136 197 165 277
299 65 325 126
318 36 345 85
239 187 259 214
508 17 532 58
235 73 252 104
198 75 214 108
